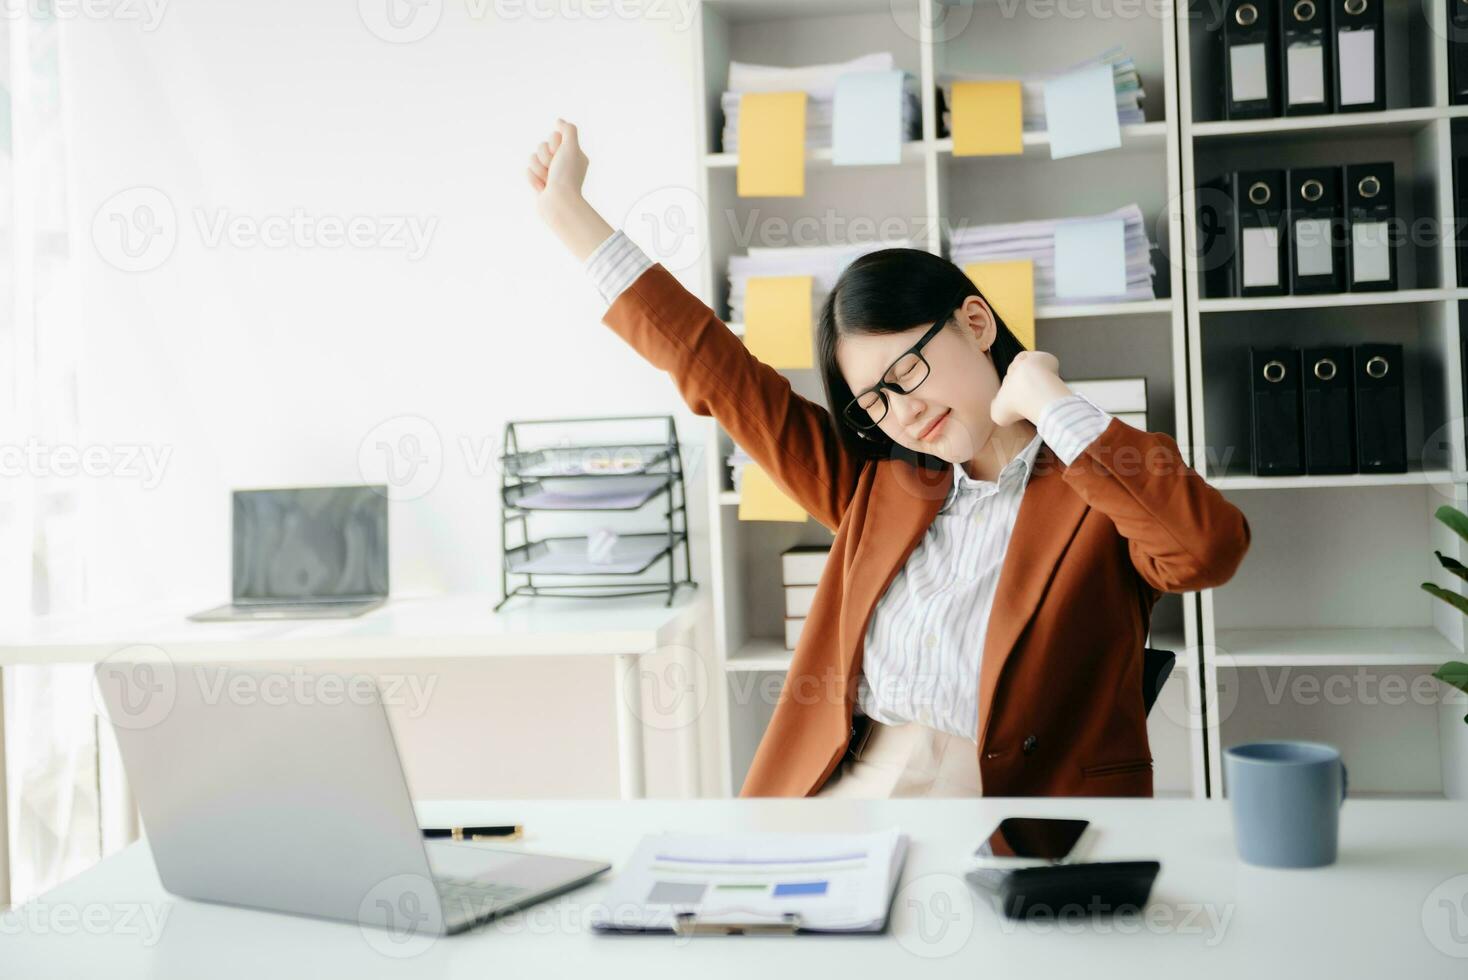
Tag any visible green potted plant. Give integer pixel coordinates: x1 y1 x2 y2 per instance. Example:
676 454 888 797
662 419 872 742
1420 505 1468 799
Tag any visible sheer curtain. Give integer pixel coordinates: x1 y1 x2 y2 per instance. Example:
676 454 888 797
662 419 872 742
0 6 98 906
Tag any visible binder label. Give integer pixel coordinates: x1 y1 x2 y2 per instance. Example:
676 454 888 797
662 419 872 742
1294 218 1335 275
1337 29 1376 106
1230 42 1269 102
1286 42 1325 105
1350 220 1391 282
1242 226 1281 287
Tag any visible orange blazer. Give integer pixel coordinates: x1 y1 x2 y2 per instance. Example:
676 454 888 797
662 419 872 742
602 263 1252 798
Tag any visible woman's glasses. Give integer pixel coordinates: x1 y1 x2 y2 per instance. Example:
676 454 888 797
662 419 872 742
841 301 961 433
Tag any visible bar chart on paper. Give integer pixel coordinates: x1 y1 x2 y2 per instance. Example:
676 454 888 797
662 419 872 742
589 829 909 933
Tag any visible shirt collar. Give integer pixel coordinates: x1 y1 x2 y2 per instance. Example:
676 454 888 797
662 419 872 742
949 429 1045 498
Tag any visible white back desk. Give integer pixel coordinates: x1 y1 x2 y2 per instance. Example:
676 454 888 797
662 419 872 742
4 797 1467 979
0 592 707 906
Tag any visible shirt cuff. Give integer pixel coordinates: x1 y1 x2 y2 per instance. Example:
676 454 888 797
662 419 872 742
1037 391 1114 466
585 229 654 307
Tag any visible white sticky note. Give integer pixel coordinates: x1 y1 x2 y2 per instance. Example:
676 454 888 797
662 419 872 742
1229 42 1268 102
1053 218 1126 298
1351 220 1391 282
1042 63 1121 160
1286 42 1325 106
1337 28 1376 105
1294 218 1334 276
1241 226 1280 287
832 69 904 166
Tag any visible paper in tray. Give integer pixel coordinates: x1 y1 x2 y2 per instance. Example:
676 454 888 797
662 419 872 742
506 475 670 511
502 445 670 478
504 533 682 575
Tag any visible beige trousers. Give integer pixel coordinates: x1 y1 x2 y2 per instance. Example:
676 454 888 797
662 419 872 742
815 718 984 798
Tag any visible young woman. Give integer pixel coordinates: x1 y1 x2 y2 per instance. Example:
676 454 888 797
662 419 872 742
528 119 1251 800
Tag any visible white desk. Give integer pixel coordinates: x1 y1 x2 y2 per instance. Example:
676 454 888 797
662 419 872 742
3 797 1466 978
0 591 707 905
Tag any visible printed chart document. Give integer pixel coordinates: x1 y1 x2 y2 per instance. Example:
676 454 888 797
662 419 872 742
589 829 909 934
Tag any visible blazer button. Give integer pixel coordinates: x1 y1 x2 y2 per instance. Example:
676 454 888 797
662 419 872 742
1022 734 1038 755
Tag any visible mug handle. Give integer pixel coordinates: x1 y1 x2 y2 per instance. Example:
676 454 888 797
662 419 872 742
1339 760 1349 807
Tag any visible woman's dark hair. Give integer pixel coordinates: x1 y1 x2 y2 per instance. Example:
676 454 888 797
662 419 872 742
817 247 1029 471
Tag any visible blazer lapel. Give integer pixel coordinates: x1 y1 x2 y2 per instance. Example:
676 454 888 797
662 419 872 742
975 443 1088 746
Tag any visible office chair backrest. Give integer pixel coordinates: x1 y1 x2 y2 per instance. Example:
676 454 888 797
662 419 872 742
1142 647 1176 717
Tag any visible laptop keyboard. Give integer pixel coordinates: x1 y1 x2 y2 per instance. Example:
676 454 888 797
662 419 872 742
435 875 532 922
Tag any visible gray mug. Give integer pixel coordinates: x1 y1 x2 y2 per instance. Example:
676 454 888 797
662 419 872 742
1224 741 1349 869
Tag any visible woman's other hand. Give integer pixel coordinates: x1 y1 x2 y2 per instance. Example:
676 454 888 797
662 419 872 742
528 118 588 212
989 350 1074 427
527 118 612 262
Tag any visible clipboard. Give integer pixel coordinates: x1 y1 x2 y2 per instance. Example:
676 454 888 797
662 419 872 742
587 829 909 936
673 909 803 936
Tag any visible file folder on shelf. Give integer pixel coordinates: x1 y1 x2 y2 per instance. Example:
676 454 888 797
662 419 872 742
1235 170 1289 296
1251 347 1306 476
1282 0 1332 115
1198 175 1237 297
1302 346 1355 474
1451 0 1468 105
1222 0 1279 118
1343 161 1397 291
1287 166 1345 294
1354 343 1406 473
1333 0 1384 112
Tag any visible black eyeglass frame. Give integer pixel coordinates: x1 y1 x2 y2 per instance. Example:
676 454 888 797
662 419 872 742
841 299 964 434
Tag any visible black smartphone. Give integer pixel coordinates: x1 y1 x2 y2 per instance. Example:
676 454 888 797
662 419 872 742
972 817 1090 870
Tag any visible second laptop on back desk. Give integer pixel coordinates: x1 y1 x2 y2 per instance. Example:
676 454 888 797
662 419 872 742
189 484 389 622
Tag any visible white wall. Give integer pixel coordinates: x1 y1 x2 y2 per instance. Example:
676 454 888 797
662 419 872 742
59 0 716 798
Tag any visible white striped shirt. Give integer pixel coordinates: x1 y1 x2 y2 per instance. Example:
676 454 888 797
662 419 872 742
585 229 1114 742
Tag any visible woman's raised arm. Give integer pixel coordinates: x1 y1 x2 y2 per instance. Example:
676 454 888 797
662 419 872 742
528 119 864 531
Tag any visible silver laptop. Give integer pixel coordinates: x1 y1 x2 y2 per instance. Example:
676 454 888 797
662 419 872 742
96 662 611 936
190 485 389 621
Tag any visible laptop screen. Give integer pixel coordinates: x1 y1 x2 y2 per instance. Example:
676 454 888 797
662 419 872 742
231 486 388 601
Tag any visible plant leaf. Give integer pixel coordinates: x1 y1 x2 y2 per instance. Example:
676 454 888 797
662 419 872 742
1433 660 1468 696
1435 550 1468 582
1434 505 1468 545
1421 583 1468 619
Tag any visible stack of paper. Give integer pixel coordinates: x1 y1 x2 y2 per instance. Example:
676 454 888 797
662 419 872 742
589 828 910 934
939 44 1145 134
950 203 1154 305
782 544 831 650
721 52 921 153
727 239 916 324
1069 377 1149 430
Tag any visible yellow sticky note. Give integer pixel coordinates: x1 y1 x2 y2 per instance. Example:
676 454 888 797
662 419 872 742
738 464 808 523
964 259 1035 350
744 275 814 369
737 91 806 197
951 80 1023 157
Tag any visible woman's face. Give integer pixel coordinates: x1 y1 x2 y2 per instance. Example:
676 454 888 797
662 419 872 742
834 295 1001 463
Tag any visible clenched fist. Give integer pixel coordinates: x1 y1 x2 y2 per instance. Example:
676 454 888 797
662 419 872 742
989 350 1074 427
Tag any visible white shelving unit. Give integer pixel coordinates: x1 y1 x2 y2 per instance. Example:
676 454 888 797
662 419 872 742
688 0 1203 798
681 0 1468 802
1176 0 1468 799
